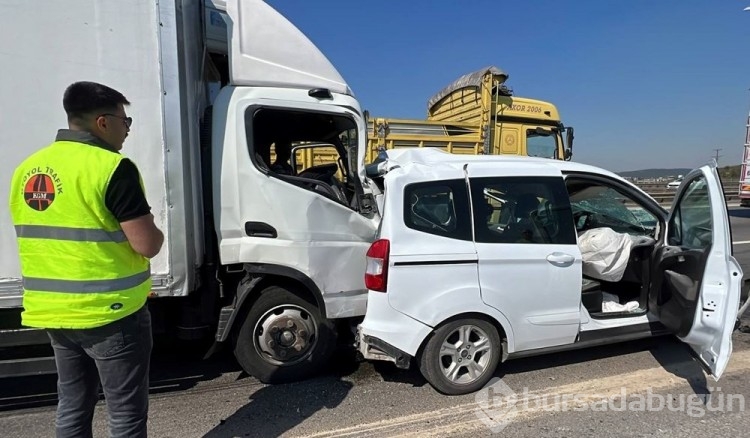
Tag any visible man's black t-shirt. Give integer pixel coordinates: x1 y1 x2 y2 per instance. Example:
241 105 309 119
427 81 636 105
105 159 151 222
55 130 151 222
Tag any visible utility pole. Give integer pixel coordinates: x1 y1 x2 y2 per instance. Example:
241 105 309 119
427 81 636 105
713 148 722 166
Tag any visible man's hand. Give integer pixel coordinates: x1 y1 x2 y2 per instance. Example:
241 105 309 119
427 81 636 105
120 214 164 258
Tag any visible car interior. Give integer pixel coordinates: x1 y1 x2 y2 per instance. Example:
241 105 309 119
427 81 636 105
565 179 661 319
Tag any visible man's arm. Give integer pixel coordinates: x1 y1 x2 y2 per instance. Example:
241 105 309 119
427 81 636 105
120 214 164 258
106 159 164 258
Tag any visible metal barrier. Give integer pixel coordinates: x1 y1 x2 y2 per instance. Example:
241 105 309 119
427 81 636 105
634 180 740 205
645 191 739 205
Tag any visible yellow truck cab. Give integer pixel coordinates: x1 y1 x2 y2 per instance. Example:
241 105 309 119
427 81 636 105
367 66 574 162
282 67 574 190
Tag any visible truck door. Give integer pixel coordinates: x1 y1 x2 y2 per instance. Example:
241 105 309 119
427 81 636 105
213 90 378 311
652 163 742 378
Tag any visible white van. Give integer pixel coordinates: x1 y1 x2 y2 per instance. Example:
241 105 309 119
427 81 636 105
358 149 743 395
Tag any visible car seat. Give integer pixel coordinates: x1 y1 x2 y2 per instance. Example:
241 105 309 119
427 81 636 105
504 194 541 243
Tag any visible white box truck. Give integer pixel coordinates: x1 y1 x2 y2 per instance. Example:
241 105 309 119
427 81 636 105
0 0 383 382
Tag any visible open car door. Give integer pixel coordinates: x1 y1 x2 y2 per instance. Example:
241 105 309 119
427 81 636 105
652 163 742 379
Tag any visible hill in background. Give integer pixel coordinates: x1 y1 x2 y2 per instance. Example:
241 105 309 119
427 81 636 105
618 168 691 179
618 165 742 181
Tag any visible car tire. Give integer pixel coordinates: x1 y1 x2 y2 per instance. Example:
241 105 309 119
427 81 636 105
418 318 501 395
233 286 337 384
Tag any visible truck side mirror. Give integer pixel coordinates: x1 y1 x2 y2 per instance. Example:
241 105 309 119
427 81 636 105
565 127 574 160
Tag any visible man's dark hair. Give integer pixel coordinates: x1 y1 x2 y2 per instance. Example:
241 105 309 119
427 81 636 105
63 81 130 122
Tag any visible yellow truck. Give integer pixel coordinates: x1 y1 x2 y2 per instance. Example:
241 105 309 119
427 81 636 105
282 66 574 177
366 66 574 162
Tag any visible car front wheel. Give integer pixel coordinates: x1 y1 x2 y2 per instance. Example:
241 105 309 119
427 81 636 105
419 318 501 395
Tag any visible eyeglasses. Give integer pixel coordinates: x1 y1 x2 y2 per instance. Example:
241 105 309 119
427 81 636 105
98 113 133 128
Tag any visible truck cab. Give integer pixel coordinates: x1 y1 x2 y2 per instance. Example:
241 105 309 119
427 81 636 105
0 0 380 383
191 0 384 383
363 67 574 166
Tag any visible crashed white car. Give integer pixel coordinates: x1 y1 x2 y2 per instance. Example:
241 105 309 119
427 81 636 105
359 149 742 395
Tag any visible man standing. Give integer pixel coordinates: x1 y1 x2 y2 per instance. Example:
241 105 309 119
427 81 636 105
8 81 163 438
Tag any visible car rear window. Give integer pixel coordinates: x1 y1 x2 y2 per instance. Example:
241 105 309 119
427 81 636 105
403 179 472 241
470 176 577 245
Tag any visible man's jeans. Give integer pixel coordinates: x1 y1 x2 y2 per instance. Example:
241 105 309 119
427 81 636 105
47 305 153 438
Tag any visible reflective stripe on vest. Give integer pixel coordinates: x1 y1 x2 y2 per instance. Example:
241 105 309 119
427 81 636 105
14 225 127 243
23 270 150 293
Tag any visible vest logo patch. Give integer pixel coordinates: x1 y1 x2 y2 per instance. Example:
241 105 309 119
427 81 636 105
22 167 63 211
24 174 55 211
110 303 123 310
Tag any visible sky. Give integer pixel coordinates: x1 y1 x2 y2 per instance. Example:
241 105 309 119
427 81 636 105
265 0 750 172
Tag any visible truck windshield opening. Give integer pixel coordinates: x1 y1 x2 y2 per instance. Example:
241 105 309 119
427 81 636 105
526 128 558 159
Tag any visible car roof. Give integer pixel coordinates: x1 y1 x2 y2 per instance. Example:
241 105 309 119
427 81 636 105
382 148 627 184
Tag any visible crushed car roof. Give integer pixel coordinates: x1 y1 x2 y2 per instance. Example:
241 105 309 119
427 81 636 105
381 148 625 182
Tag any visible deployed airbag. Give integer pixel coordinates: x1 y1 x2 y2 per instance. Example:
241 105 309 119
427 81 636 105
579 227 635 282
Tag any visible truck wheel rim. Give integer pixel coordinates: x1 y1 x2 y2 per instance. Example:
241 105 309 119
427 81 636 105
254 304 318 366
439 324 492 385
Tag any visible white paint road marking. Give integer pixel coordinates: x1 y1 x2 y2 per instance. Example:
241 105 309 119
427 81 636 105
298 349 750 438
733 241 750 245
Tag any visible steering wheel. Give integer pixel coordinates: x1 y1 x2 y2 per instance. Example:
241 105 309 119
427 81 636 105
328 175 349 203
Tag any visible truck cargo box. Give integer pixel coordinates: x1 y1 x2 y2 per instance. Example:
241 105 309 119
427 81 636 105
0 0 213 308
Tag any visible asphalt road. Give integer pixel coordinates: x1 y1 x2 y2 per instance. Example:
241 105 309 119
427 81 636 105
1 208 750 437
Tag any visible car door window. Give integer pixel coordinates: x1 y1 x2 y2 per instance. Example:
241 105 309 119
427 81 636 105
469 176 576 244
668 176 712 249
403 179 472 241
566 182 657 237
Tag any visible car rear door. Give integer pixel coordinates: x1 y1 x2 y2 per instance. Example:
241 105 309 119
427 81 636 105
383 172 479 325
467 162 582 352
652 163 742 378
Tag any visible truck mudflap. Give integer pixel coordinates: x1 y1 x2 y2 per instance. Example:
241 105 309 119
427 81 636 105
357 325 411 369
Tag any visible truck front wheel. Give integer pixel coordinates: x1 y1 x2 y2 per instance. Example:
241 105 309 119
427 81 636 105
233 286 336 383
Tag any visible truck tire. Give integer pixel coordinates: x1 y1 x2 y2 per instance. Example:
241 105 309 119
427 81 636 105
418 318 500 395
233 285 337 383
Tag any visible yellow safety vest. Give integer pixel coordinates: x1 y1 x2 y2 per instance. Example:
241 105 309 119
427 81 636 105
9 140 151 329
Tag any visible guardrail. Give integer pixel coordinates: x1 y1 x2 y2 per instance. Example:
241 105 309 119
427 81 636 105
634 180 740 192
645 191 739 205
634 180 740 205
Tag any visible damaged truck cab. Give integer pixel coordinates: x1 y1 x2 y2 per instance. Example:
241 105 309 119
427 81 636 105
0 0 380 383
209 4 382 378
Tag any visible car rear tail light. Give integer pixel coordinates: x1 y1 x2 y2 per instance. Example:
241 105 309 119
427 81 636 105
365 239 390 292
